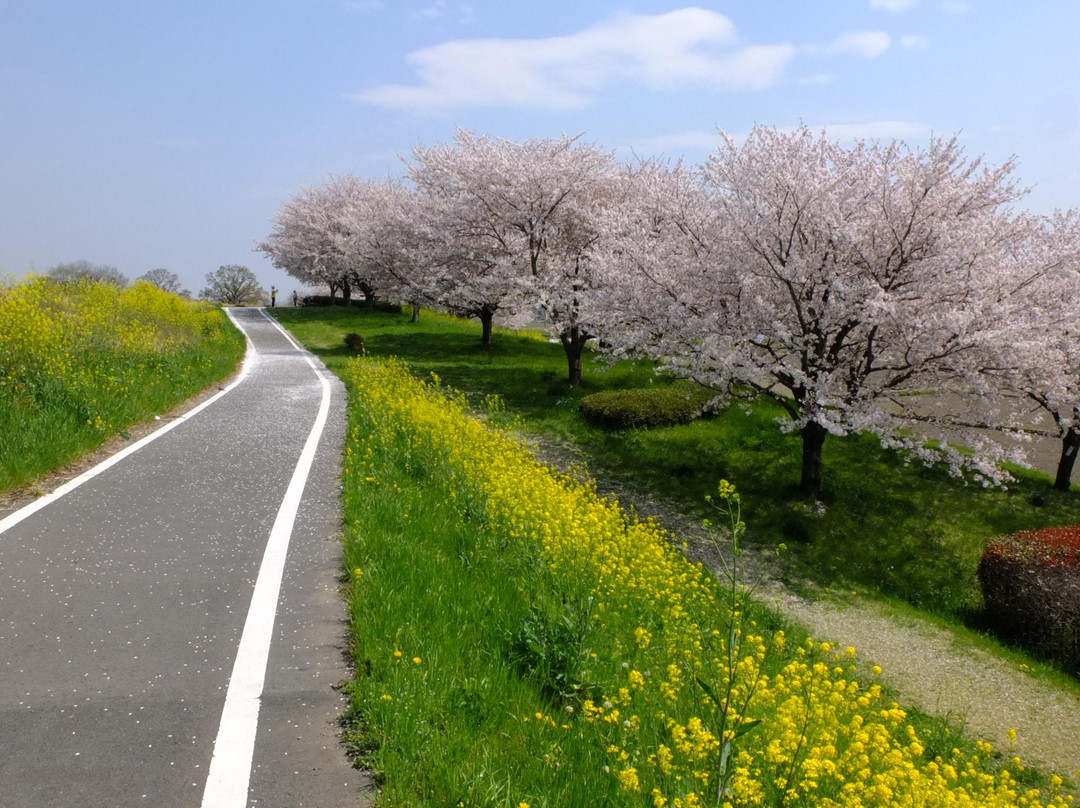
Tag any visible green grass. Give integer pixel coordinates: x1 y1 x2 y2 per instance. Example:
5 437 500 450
336 366 827 806
273 305 1080 626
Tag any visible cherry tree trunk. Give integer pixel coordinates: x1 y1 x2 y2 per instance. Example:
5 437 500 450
360 283 376 309
480 306 495 348
1054 428 1080 492
411 302 421 323
560 326 589 387
341 279 352 305
799 422 828 500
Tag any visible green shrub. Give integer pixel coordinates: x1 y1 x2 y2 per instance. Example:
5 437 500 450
302 295 402 313
978 525 1080 672
579 381 714 429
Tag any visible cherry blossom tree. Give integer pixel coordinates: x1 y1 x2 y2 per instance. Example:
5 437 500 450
598 126 1028 499
336 177 427 312
409 129 619 378
401 171 518 342
257 181 347 299
992 211 1080 490
258 175 415 308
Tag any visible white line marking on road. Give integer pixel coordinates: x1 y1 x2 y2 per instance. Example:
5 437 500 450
200 309 333 808
0 311 257 538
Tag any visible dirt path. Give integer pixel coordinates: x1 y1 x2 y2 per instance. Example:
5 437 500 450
762 586 1080 781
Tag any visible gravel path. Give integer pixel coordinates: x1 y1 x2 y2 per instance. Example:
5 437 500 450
761 585 1080 781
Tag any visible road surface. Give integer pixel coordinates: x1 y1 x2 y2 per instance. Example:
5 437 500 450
0 308 369 808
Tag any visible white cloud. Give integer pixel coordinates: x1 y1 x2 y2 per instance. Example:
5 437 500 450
901 34 929 48
413 1 446 20
942 1 970 13
869 0 917 10
354 8 797 112
828 31 891 58
798 73 834 85
413 2 476 24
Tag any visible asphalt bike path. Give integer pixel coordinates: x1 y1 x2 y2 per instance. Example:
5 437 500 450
0 308 369 807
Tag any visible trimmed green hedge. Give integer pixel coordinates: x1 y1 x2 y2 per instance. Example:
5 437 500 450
579 381 715 430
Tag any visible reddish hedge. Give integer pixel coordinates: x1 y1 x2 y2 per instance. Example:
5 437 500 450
978 525 1080 672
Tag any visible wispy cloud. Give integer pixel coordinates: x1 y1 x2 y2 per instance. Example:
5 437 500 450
799 73 834 85
827 31 891 58
901 34 929 48
801 31 891 59
942 1 970 13
410 1 474 23
354 8 796 113
413 2 444 20
869 0 917 11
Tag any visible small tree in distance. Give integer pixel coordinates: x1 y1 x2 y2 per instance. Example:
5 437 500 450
138 268 184 294
48 260 128 287
200 265 265 305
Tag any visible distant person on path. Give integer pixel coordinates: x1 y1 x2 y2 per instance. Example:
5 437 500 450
270 286 277 307
292 290 299 306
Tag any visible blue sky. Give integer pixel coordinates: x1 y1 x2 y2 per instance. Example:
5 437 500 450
2 1 1078 295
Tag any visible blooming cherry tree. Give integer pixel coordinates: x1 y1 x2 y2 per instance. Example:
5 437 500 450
258 180 348 299
258 175 414 307
992 211 1080 490
598 126 1028 499
409 129 619 380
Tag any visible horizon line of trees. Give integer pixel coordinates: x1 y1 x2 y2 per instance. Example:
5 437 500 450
36 261 279 306
258 126 1080 500
42 261 194 298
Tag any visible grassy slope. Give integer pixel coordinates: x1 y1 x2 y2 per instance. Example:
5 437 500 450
0 307 245 495
274 305 1080 625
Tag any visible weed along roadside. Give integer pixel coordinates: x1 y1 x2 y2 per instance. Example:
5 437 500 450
332 356 1074 806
